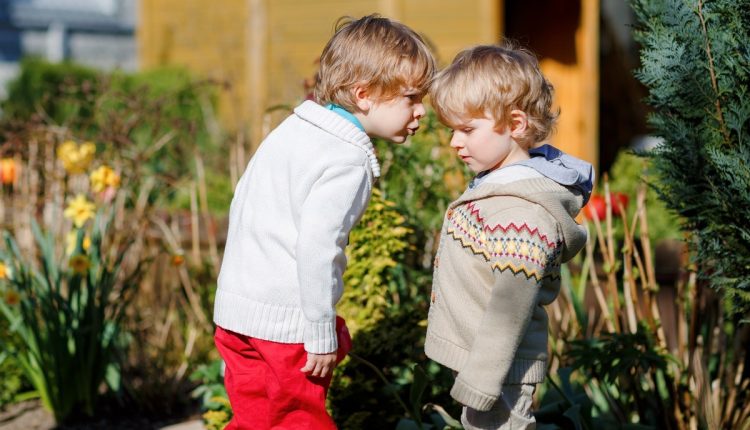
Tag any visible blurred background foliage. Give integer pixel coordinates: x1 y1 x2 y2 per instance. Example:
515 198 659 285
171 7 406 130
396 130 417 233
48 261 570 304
0 58 228 424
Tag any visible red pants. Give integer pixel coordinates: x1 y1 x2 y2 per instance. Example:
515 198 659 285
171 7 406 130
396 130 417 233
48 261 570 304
214 317 351 430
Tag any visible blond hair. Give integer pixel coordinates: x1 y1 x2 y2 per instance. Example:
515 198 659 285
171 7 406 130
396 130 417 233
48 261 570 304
430 43 558 147
313 15 436 111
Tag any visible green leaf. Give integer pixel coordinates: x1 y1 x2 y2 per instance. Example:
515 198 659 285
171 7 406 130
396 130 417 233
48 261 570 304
104 362 121 391
409 364 428 419
424 404 463 429
562 404 584 430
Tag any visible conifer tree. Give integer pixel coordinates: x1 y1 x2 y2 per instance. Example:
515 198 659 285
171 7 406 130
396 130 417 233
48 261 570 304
631 0 750 316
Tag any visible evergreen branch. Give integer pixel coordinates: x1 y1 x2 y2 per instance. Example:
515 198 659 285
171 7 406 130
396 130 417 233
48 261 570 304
697 0 731 145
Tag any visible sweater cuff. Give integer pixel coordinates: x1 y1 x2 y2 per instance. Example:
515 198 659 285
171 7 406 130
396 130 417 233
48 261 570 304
450 377 498 411
304 319 337 354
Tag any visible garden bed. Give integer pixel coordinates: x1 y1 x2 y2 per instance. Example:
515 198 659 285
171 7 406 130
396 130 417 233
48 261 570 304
0 400 203 430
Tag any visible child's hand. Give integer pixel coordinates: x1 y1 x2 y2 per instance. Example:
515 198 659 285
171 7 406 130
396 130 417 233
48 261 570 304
300 352 338 378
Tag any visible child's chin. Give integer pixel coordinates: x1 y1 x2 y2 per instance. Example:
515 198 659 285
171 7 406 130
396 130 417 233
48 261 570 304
389 135 408 143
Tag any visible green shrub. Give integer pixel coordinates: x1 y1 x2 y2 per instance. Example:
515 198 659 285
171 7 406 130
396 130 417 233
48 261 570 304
2 57 99 123
338 189 413 334
632 0 750 316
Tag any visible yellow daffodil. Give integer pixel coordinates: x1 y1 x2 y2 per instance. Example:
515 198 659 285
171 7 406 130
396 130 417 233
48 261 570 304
4 289 20 306
64 194 96 228
202 410 228 425
69 255 90 274
208 396 231 407
0 262 7 280
65 231 91 255
57 140 96 174
89 165 121 192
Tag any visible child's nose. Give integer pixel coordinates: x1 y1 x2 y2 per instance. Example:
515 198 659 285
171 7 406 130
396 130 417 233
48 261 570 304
413 103 426 119
450 134 462 148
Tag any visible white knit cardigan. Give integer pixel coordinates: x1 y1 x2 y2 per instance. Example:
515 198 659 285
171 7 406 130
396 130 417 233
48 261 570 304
213 101 380 353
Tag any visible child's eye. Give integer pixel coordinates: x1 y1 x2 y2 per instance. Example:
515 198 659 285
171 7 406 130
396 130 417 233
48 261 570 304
404 93 422 103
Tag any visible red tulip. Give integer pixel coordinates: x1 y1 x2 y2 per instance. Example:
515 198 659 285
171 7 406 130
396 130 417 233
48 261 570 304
584 195 606 220
610 192 629 217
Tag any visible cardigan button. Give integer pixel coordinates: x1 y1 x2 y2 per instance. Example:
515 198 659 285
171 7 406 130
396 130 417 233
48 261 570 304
446 208 454 218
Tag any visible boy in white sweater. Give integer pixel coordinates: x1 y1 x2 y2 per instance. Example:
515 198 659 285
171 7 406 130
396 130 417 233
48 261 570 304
425 44 592 429
213 15 435 429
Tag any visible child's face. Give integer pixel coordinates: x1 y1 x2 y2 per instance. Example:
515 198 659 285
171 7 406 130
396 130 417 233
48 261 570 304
360 89 426 143
448 116 527 173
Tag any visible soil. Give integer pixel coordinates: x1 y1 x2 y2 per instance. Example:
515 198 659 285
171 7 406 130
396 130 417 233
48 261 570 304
0 401 53 430
0 401 203 430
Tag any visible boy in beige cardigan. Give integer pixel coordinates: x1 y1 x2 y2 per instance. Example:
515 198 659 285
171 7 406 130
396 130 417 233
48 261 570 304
424 44 593 429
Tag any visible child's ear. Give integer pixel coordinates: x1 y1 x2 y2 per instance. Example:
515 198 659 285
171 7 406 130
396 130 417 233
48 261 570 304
509 110 528 138
353 84 372 112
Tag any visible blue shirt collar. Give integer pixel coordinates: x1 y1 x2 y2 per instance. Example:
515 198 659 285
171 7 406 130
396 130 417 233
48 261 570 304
325 103 365 132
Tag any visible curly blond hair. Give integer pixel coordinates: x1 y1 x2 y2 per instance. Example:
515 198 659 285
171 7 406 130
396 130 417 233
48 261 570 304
430 43 558 148
313 14 436 111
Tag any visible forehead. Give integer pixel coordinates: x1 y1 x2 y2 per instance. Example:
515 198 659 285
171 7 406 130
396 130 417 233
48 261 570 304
445 113 490 128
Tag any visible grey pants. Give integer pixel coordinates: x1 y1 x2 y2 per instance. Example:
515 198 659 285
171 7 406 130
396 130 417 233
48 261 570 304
461 384 536 430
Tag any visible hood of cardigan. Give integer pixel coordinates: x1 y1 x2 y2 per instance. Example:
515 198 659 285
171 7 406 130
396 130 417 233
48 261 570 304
519 144 595 205
468 144 595 206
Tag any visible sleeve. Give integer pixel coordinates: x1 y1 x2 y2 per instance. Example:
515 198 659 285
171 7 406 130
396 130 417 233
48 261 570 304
296 163 371 354
450 207 559 411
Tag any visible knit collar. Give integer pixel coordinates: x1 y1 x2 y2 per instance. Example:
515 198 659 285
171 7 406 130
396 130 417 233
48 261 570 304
325 103 366 132
294 100 380 178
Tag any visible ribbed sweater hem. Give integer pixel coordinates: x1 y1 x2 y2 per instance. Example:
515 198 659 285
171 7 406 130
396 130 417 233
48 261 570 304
425 331 548 392
213 289 337 354
424 330 470 371
451 378 497 411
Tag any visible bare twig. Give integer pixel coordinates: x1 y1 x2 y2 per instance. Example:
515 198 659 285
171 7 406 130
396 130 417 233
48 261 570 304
195 154 220 272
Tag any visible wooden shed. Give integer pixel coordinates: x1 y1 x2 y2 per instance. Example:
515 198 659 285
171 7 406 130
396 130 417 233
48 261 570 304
138 0 599 169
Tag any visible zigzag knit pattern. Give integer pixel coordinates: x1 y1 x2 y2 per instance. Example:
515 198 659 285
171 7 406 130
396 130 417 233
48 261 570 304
446 202 562 282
